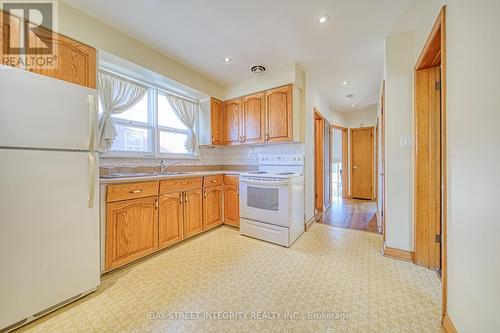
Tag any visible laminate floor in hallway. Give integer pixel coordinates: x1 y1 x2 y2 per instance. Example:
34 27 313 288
322 197 379 233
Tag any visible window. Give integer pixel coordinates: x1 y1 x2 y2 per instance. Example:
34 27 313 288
101 71 198 157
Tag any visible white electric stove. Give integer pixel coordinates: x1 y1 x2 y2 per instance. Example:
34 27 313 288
239 155 305 247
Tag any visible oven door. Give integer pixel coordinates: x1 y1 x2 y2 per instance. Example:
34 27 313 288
239 177 290 227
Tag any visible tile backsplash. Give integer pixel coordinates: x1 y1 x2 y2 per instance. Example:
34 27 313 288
100 142 305 168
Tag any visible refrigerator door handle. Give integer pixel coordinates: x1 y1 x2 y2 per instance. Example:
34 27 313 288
88 152 96 208
88 95 96 152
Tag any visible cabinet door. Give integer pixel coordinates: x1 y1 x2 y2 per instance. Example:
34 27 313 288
210 98 223 145
265 85 293 142
242 92 265 144
223 98 242 145
224 185 240 227
203 185 223 230
26 26 96 88
106 197 158 270
158 192 183 249
183 189 204 238
1 11 22 68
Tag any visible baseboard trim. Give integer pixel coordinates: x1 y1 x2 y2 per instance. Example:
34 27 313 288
382 243 415 262
442 312 458 333
305 216 316 230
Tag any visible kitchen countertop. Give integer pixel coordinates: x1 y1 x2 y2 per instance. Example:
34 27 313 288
99 170 244 184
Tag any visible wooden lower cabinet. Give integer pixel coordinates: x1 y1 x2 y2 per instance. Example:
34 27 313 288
224 185 240 227
203 185 223 230
105 197 158 270
183 188 204 238
158 192 183 249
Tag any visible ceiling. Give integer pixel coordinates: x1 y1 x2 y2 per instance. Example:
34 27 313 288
64 0 411 112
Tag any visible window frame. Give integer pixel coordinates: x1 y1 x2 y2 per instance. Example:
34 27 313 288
101 70 199 160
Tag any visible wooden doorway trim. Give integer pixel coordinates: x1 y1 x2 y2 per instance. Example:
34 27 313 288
414 6 447 321
350 126 375 200
331 124 348 199
314 109 325 215
380 81 386 241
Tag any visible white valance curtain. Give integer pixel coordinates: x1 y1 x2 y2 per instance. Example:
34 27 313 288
165 94 200 156
97 72 148 151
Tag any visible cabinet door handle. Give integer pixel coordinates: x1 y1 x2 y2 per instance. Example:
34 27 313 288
184 193 188 203
155 200 158 209
204 191 207 198
265 133 270 142
236 188 239 196
242 135 246 142
212 136 215 144
129 189 143 194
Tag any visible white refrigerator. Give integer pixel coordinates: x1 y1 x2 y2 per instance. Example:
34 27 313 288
0 66 100 331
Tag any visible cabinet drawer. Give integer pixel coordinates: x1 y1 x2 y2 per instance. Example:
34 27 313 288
160 177 203 194
107 181 159 202
203 175 223 187
223 175 240 186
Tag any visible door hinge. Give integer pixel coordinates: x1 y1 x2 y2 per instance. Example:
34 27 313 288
435 234 441 243
435 81 441 91
381 210 384 217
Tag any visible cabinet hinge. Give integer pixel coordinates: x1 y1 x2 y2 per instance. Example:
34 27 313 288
435 234 441 243
435 81 441 91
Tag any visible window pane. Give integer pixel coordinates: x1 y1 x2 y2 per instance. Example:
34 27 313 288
111 94 149 123
159 131 189 154
110 124 150 152
158 93 188 130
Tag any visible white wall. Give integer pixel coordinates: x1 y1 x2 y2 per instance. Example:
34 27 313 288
384 31 415 251
445 1 500 331
57 1 223 98
386 0 500 331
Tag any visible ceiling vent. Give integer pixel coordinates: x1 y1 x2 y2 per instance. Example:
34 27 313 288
251 65 266 74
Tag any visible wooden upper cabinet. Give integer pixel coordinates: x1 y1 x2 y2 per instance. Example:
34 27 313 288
265 85 293 142
183 188 203 238
27 26 96 88
223 185 240 227
158 192 183 249
210 98 223 145
203 185 223 230
105 197 159 270
0 11 96 88
242 92 265 144
223 98 242 145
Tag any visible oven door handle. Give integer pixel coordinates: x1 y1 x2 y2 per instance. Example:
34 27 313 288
240 178 289 186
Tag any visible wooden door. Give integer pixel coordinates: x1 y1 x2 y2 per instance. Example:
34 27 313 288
105 197 158 270
314 112 324 213
203 185 223 230
223 98 242 145
351 127 374 200
242 92 265 143
323 119 331 209
223 185 239 227
158 192 183 249
380 81 386 237
415 66 441 269
210 98 223 145
265 85 292 142
183 189 203 238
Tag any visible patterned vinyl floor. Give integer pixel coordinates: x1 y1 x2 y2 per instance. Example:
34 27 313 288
16 224 441 333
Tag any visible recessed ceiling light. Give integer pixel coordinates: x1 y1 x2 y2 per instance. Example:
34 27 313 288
223 57 232 63
342 80 349 86
319 15 329 24
351 104 356 107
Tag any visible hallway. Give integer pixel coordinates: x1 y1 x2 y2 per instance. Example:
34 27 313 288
321 198 379 233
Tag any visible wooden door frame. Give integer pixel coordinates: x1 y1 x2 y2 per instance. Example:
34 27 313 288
331 124 349 199
414 6 447 322
349 126 375 200
314 109 325 216
380 81 386 241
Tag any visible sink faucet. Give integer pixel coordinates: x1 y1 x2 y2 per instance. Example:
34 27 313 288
160 160 178 173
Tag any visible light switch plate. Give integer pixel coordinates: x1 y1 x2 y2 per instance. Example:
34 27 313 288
400 137 414 149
